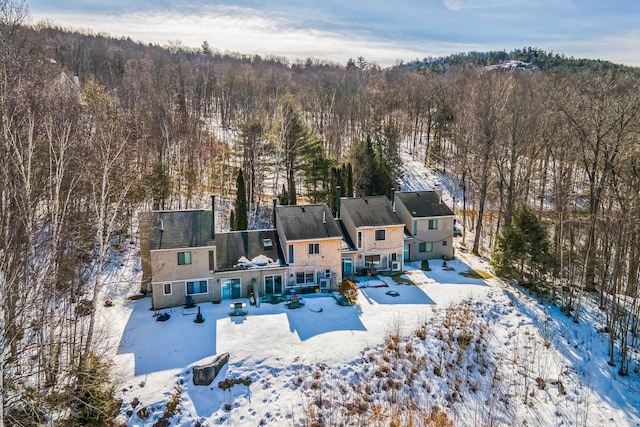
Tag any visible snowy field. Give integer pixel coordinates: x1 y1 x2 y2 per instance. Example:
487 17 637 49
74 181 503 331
100 149 640 426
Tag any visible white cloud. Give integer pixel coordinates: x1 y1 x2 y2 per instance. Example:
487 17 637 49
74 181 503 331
31 6 479 66
443 0 570 11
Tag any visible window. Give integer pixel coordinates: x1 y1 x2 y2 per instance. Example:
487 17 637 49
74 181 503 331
391 253 398 261
163 283 172 295
288 245 294 263
264 275 283 295
428 219 438 230
186 280 208 295
357 231 362 248
296 271 315 284
375 229 386 241
412 221 417 235
365 254 381 266
419 242 433 252
308 243 320 255
177 251 192 265
442 240 448 246
324 269 332 279
263 238 272 248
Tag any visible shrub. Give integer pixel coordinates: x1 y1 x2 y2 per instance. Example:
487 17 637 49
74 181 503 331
456 331 474 349
339 280 359 305
421 259 431 271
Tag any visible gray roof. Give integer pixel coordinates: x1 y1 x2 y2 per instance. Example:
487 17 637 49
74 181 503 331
150 210 215 250
276 204 342 241
215 229 285 271
395 191 454 218
340 196 403 227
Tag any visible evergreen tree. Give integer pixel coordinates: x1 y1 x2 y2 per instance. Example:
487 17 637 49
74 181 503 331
234 169 248 230
288 171 297 205
491 205 551 281
278 183 289 205
346 163 354 198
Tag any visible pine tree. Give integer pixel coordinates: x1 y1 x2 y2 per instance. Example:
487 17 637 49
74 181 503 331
234 169 248 230
346 163 354 197
491 205 551 281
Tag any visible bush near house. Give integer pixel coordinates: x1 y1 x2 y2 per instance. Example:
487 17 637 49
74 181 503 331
338 280 359 305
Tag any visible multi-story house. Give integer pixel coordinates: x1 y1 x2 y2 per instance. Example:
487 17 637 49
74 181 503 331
140 202 287 309
394 190 455 261
339 196 405 274
274 204 343 292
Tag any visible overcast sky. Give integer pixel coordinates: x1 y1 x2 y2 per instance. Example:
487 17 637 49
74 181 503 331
28 0 640 67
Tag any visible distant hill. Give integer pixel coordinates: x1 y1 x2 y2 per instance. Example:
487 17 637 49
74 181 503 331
401 47 638 74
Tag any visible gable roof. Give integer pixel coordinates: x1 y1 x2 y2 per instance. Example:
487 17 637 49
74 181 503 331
150 210 215 250
214 229 285 272
276 204 342 241
395 191 454 218
340 196 403 227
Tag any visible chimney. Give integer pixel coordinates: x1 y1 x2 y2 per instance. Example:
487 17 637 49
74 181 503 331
272 198 277 228
336 186 341 219
391 187 396 212
210 195 215 239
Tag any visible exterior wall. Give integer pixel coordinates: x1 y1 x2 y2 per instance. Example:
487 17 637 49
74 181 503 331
214 267 288 299
355 225 405 270
340 205 404 271
286 238 342 288
151 278 214 309
150 246 216 309
395 198 454 261
150 246 216 283
403 217 454 261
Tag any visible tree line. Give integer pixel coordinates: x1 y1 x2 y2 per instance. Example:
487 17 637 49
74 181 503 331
1 2 639 423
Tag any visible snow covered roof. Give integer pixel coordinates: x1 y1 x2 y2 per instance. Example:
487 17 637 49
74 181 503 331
214 229 284 271
340 196 403 227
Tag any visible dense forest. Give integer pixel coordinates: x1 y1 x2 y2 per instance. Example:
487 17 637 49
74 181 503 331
1 1 639 424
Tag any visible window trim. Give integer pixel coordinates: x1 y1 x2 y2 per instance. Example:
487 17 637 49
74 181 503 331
374 229 386 241
186 279 208 295
295 271 315 285
178 251 192 265
419 242 433 253
288 244 294 263
163 283 172 296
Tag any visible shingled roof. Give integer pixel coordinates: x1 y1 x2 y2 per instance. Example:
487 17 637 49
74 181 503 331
214 229 285 271
341 196 403 227
149 210 215 250
395 191 454 218
276 204 342 241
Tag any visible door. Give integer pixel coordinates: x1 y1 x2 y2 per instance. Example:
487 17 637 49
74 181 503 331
404 243 410 261
342 258 353 275
265 275 283 295
221 278 242 300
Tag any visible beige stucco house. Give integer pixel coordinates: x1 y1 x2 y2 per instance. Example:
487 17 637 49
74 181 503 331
339 196 405 275
275 204 343 291
394 190 455 261
140 207 287 309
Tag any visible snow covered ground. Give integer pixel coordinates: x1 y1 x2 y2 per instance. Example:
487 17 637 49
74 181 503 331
100 151 640 426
